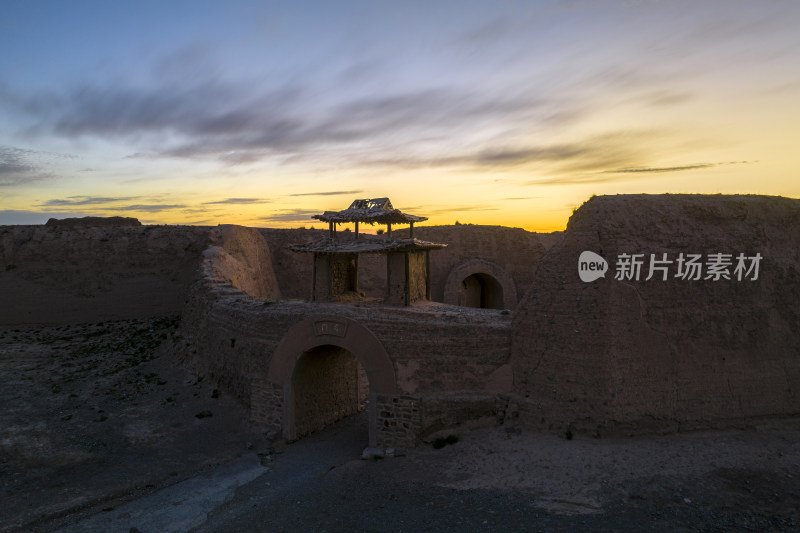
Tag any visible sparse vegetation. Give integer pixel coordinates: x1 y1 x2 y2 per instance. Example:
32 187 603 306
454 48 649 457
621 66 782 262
432 434 459 449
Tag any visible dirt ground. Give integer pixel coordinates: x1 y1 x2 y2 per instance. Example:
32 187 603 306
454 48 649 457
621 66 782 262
182 412 800 533
0 317 266 532
1 318 799 532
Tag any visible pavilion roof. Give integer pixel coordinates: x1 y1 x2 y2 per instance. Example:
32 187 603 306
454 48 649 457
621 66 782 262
288 237 446 255
311 197 427 225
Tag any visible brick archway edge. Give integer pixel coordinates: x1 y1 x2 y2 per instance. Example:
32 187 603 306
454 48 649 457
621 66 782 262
267 314 397 395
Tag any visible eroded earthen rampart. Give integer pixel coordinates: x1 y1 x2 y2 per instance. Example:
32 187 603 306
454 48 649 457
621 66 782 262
512 194 800 435
2 194 798 447
0 224 209 324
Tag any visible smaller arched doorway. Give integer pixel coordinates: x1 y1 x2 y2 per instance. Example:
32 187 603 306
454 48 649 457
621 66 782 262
460 272 504 309
444 259 517 310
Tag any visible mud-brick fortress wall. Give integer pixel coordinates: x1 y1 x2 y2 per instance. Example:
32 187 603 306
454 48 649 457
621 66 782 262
181 275 512 447
0 222 211 324
4 194 797 446
512 194 800 436
182 224 515 446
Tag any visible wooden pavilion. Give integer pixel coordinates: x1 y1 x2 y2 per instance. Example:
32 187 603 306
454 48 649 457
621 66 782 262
289 198 446 305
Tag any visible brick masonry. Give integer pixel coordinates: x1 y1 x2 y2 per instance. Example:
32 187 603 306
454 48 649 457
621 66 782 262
374 394 421 449
250 379 283 438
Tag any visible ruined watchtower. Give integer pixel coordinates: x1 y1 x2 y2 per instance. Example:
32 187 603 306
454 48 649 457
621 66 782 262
289 198 446 305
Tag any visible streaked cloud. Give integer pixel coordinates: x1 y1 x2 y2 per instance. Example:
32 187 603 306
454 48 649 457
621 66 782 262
5 70 562 169
524 161 757 186
40 195 135 207
403 205 500 216
605 164 715 174
202 198 269 205
356 131 658 177
260 209 321 223
603 161 756 174
636 90 694 108
289 190 364 197
104 204 186 212
0 146 54 186
476 145 591 167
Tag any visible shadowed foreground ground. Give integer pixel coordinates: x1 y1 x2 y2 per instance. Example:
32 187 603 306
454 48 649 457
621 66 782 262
0 317 265 532
1 318 799 532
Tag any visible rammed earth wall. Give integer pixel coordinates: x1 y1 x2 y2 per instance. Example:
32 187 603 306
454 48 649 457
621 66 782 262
0 224 211 324
512 194 800 436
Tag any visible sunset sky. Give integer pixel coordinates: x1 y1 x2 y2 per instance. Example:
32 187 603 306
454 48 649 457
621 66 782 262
1 0 798 231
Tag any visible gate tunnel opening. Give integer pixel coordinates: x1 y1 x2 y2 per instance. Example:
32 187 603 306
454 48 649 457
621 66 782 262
268 315 396 446
291 344 370 439
459 272 504 309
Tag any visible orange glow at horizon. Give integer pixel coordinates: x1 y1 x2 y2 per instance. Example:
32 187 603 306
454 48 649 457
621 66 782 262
1 2 799 228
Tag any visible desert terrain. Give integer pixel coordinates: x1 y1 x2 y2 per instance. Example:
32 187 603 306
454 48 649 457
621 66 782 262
1 315 798 532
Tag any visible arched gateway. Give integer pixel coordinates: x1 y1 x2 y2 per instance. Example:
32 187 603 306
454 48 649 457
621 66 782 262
443 258 517 310
267 315 396 446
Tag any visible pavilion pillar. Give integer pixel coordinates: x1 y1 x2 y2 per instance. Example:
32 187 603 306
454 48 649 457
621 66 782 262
425 250 431 299
353 254 359 292
312 254 332 301
385 250 428 306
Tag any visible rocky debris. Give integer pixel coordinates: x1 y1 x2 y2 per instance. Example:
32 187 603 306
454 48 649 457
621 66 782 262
360 447 385 460
360 447 408 460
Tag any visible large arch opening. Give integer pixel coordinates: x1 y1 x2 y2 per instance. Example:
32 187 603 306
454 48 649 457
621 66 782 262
267 316 396 446
291 345 370 439
460 272 504 309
